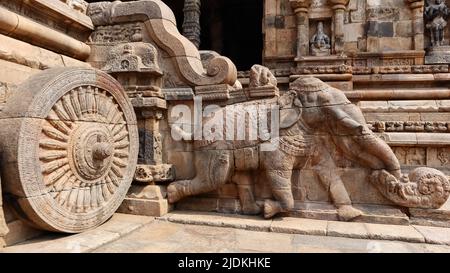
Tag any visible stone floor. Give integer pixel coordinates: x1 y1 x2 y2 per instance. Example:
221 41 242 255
3 211 450 253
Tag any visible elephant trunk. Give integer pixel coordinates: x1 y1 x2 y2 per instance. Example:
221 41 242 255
331 134 401 178
361 135 402 179
364 136 450 209
334 134 450 209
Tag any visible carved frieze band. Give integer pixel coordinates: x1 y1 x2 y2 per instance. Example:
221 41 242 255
392 147 450 168
368 121 450 133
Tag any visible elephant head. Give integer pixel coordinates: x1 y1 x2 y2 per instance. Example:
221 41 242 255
285 77 450 209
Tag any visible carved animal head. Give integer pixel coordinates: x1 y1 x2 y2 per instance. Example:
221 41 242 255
278 77 324 129
87 2 112 25
249 65 277 88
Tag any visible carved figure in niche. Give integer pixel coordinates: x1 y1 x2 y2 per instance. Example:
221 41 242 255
310 22 331 56
249 65 278 88
437 148 449 165
425 0 450 47
167 77 450 220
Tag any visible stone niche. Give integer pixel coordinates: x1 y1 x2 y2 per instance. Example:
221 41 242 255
290 0 349 59
309 19 333 56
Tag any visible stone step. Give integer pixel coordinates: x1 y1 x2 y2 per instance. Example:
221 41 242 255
160 211 450 246
1 213 154 253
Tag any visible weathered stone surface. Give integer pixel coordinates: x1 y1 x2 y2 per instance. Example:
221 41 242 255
2 213 152 252
96 213 154 236
414 225 450 245
327 221 369 239
92 219 450 253
0 4 91 60
270 217 327 236
162 211 272 232
0 34 90 70
365 223 425 243
117 198 171 217
3 220 43 247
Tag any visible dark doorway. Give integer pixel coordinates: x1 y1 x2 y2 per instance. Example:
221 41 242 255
201 0 263 71
162 0 263 71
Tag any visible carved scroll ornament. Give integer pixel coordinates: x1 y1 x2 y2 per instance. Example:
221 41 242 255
87 0 237 87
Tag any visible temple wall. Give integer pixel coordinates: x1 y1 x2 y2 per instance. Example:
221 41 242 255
264 0 297 67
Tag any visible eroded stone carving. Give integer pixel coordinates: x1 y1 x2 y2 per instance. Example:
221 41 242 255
425 0 449 47
167 77 450 220
310 22 331 56
90 23 143 44
134 164 175 183
103 42 161 74
249 65 278 88
369 121 449 133
61 0 88 14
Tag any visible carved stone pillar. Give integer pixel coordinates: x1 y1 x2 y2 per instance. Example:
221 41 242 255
407 0 425 51
330 0 349 55
182 0 201 48
140 110 163 166
290 0 311 59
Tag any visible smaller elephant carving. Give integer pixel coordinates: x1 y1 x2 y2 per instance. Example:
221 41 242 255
249 65 277 88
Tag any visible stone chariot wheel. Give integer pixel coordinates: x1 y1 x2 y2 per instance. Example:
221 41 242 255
0 68 138 233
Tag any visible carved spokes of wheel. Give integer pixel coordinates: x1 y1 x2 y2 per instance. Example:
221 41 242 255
39 86 130 214
0 68 138 233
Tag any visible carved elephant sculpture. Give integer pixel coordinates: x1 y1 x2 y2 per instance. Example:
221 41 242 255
168 77 450 220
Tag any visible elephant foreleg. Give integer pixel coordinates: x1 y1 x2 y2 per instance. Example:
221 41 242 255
310 142 362 221
232 171 261 215
264 170 295 219
167 150 233 203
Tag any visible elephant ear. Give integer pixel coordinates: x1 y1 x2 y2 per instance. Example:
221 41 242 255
280 108 301 129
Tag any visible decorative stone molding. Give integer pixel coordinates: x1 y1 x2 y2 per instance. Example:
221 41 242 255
134 164 175 183
103 43 162 75
368 121 449 133
87 0 237 87
366 7 400 21
292 64 352 74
